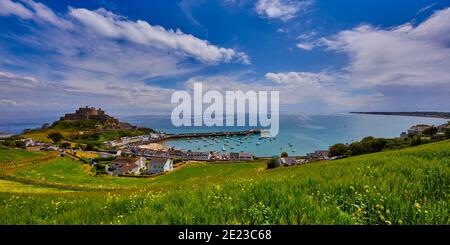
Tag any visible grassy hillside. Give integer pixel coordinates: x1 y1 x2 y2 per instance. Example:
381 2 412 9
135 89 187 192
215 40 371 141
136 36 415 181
0 141 448 224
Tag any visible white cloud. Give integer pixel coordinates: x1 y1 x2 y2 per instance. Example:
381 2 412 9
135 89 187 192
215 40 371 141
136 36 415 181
68 7 249 64
0 99 19 106
296 42 314 50
0 1 249 64
321 7 450 87
22 0 72 29
255 0 313 21
183 71 374 111
296 31 317 50
0 1 251 112
0 0 33 19
0 0 71 28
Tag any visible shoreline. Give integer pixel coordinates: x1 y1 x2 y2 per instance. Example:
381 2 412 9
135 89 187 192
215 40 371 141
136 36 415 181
351 111 450 119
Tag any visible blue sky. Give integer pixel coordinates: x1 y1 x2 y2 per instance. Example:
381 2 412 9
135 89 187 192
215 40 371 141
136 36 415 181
0 0 450 116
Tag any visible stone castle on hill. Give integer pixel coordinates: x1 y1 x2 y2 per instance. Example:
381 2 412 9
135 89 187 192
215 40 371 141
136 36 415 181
61 106 118 123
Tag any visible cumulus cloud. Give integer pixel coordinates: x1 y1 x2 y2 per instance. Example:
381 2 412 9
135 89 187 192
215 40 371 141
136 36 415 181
0 1 251 112
0 0 248 64
320 7 450 87
183 71 375 111
255 0 314 21
68 7 249 64
296 42 314 50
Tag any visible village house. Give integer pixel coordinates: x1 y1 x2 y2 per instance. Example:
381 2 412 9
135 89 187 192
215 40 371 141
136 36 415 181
306 150 330 162
22 138 34 147
229 152 240 161
147 158 173 174
278 157 297 166
239 152 253 161
108 157 146 176
186 152 211 161
407 124 431 135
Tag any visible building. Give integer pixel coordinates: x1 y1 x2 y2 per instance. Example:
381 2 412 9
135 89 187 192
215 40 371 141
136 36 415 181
229 152 240 161
61 106 114 122
278 157 297 166
306 150 330 162
108 157 146 176
239 152 253 161
407 124 431 135
22 138 34 147
147 158 173 174
400 132 408 138
186 152 211 161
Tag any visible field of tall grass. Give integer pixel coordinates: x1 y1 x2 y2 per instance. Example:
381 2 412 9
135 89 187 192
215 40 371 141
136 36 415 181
0 140 448 224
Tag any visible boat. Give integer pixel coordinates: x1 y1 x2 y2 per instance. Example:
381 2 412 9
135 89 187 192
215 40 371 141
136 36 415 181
256 142 260 145
222 145 226 151
288 143 293 147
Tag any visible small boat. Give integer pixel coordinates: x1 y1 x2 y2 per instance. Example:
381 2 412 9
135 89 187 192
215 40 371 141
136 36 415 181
288 143 293 147
256 142 261 145
222 145 226 151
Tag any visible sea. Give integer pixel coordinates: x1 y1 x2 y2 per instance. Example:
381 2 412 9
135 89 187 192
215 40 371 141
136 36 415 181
1 113 447 157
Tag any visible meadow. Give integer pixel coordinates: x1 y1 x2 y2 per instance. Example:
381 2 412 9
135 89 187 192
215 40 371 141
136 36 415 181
0 141 448 224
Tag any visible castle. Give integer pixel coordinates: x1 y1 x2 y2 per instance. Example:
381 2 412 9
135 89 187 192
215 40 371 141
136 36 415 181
61 106 115 122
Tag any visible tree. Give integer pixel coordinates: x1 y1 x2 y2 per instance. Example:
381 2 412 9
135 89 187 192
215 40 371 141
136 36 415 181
422 126 437 137
348 142 363 156
14 140 26 148
61 142 71 149
281 152 288 157
410 136 422 146
329 143 348 157
48 132 64 144
445 128 450 139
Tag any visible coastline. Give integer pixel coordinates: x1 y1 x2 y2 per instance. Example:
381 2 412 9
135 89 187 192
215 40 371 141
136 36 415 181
351 111 450 119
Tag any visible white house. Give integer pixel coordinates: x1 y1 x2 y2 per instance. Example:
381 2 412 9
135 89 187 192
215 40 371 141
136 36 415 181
147 158 173 174
23 138 35 147
108 157 146 176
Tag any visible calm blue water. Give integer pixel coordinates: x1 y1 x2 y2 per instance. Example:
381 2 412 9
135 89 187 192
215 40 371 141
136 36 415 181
123 114 448 157
1 113 447 157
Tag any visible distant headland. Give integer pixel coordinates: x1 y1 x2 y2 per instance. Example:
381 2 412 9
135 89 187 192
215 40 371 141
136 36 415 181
351 111 450 119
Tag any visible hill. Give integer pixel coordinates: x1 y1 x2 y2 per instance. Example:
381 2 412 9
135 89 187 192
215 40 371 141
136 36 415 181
0 140 448 224
20 106 154 147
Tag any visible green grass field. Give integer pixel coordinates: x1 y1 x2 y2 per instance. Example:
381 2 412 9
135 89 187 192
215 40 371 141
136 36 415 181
0 147 44 163
0 141 448 224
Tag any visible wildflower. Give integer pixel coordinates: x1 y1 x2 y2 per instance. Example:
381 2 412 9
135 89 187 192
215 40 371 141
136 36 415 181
414 202 421 209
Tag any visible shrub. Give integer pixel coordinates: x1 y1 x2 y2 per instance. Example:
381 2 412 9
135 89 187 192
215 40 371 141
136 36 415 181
280 152 288 157
445 128 450 139
48 132 64 143
267 157 278 169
